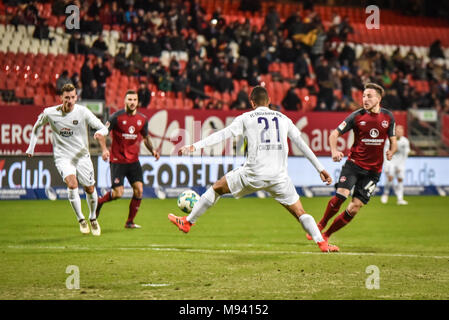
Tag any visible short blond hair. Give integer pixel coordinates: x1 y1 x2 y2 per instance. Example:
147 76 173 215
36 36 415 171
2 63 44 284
61 83 76 94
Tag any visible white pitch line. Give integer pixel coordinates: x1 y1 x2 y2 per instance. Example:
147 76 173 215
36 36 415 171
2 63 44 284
5 245 449 260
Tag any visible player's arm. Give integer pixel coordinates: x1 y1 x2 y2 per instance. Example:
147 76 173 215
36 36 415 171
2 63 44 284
26 111 48 157
385 117 397 161
84 108 109 160
288 121 332 185
329 129 344 162
329 113 355 162
386 136 397 161
179 116 243 155
143 135 160 160
140 118 159 160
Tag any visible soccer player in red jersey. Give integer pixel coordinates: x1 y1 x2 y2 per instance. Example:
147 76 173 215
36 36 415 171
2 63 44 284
307 83 397 246
96 90 160 228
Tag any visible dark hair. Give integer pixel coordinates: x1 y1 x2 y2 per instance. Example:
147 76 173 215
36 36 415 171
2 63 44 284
60 83 76 94
364 83 385 97
125 90 137 97
250 86 269 105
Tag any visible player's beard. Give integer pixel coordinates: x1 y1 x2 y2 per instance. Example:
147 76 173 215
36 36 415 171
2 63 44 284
125 104 137 114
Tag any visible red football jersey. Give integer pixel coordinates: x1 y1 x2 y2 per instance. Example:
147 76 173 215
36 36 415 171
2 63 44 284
337 108 395 173
108 110 149 164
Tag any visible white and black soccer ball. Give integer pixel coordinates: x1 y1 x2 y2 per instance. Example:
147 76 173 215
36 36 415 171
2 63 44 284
177 190 200 213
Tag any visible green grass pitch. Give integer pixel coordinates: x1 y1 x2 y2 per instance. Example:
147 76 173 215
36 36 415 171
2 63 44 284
1 196 449 300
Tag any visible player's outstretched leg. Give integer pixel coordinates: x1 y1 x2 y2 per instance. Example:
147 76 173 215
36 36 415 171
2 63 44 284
168 214 193 233
168 186 221 233
283 200 339 252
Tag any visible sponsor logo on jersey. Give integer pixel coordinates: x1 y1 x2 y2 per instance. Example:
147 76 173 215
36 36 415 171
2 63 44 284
381 120 389 128
59 127 73 137
338 121 346 131
340 176 346 183
370 128 379 138
122 120 127 125
360 121 366 126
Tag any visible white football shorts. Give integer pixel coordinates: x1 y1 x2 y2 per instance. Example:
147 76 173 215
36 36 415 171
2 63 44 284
54 155 96 187
225 167 299 206
384 161 405 180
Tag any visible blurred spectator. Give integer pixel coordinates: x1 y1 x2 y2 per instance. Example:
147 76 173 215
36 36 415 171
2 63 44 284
114 47 129 73
429 40 445 59
173 73 189 93
81 59 95 92
91 34 108 57
137 82 151 108
33 18 51 41
231 85 250 110
93 57 111 87
265 6 281 32
282 86 302 111
71 72 82 97
82 79 105 100
217 71 234 93
56 70 73 94
69 33 90 55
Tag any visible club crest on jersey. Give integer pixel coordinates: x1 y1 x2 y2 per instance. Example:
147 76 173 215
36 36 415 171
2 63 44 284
73 120 78 125
137 120 142 126
59 127 73 137
128 126 135 134
122 120 127 125
370 128 379 138
381 120 389 128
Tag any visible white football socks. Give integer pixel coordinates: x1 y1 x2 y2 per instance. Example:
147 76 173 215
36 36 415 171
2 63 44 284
187 187 220 224
68 188 85 221
383 180 392 196
396 181 404 202
86 188 98 221
299 214 324 243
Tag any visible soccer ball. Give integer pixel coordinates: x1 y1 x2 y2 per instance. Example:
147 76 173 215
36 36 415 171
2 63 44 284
177 190 200 213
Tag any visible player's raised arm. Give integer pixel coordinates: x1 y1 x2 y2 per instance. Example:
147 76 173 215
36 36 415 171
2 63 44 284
287 120 332 185
26 111 49 157
179 116 244 156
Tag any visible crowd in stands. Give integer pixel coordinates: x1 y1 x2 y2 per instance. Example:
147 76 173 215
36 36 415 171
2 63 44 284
3 0 449 115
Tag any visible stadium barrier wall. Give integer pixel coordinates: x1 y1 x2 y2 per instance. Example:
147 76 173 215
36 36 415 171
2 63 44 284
1 155 448 200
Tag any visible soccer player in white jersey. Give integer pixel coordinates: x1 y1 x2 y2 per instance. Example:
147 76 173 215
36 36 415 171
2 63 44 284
381 125 410 205
26 84 109 235
168 86 339 252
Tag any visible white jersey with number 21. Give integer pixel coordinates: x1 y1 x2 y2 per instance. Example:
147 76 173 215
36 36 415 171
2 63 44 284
193 106 324 181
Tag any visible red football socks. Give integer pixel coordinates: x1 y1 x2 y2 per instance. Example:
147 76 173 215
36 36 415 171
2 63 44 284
323 210 354 238
98 191 112 205
127 197 141 224
319 194 346 228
